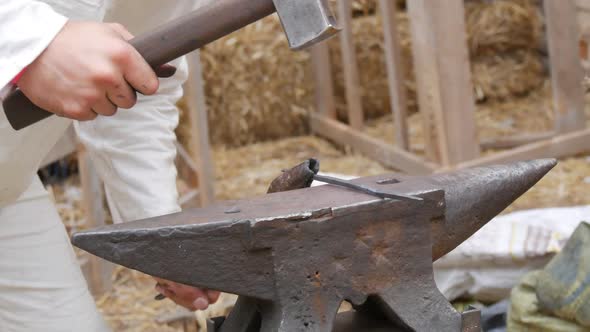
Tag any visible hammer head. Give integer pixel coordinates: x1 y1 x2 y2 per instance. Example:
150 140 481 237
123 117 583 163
273 0 340 50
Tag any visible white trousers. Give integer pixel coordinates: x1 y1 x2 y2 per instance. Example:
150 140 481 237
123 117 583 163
0 178 109 332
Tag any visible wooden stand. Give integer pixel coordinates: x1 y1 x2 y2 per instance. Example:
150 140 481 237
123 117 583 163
177 50 215 208
77 143 113 296
310 0 590 174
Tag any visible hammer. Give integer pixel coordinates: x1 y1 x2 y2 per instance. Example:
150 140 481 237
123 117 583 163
3 0 340 130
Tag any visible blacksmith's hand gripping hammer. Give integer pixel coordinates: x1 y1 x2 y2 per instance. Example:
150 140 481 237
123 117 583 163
3 0 340 130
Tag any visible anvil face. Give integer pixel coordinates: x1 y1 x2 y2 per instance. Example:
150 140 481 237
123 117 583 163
73 159 556 296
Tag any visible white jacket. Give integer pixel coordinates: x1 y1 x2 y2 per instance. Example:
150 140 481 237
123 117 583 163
0 0 209 222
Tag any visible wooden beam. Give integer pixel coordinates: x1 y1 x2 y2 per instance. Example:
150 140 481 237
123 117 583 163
407 0 480 166
310 42 337 119
479 132 555 150
544 0 587 133
410 132 555 153
451 128 590 170
379 0 409 150
77 145 113 296
337 0 364 129
183 51 215 207
310 113 437 174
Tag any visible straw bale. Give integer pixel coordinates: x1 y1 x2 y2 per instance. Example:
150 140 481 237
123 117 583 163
328 12 417 121
330 0 406 15
175 0 547 148
348 0 377 15
472 50 545 102
329 0 546 122
198 15 313 148
465 0 544 56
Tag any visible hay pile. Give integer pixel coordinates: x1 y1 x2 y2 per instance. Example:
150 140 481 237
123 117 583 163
213 136 389 201
198 16 313 148
329 0 545 121
182 0 547 147
328 11 415 120
467 0 546 101
466 0 544 56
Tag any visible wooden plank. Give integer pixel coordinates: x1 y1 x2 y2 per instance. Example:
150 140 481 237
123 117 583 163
337 0 364 129
77 146 113 296
407 0 480 166
310 42 337 119
451 128 590 170
406 0 446 163
544 0 587 133
479 132 555 150
183 51 215 207
310 113 437 174
409 132 556 153
379 0 409 150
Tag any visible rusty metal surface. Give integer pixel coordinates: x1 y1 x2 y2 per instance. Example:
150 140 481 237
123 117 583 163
210 311 417 332
267 159 319 194
73 159 556 331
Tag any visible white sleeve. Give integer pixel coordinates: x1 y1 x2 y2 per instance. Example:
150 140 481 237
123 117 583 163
75 57 188 223
0 1 67 89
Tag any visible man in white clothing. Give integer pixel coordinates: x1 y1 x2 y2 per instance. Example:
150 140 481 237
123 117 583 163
0 1 218 331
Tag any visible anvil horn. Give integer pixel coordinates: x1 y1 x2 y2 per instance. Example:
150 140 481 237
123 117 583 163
72 159 556 300
426 158 557 259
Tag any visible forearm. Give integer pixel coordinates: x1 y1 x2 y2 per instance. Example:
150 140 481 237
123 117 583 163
0 1 67 88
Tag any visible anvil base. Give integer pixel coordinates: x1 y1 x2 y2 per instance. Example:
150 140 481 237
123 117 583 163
207 307 481 332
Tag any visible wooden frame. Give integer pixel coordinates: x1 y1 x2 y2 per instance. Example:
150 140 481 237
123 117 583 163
78 143 113 297
310 0 590 174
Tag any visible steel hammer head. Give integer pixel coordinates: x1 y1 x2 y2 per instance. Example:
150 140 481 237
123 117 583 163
273 0 341 50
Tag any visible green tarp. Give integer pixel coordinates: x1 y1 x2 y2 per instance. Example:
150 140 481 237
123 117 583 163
508 222 590 331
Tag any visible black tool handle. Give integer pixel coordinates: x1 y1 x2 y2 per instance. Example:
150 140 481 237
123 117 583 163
4 0 276 130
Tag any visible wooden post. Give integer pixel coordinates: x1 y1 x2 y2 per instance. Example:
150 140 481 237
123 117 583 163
77 146 113 296
337 0 364 130
183 51 215 207
544 0 587 133
407 0 480 166
310 42 337 119
379 0 409 150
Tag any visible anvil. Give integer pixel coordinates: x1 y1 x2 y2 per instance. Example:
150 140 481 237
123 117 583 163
73 159 556 331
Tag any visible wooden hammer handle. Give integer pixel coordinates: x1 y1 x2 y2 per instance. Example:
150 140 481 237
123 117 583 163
3 0 276 130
